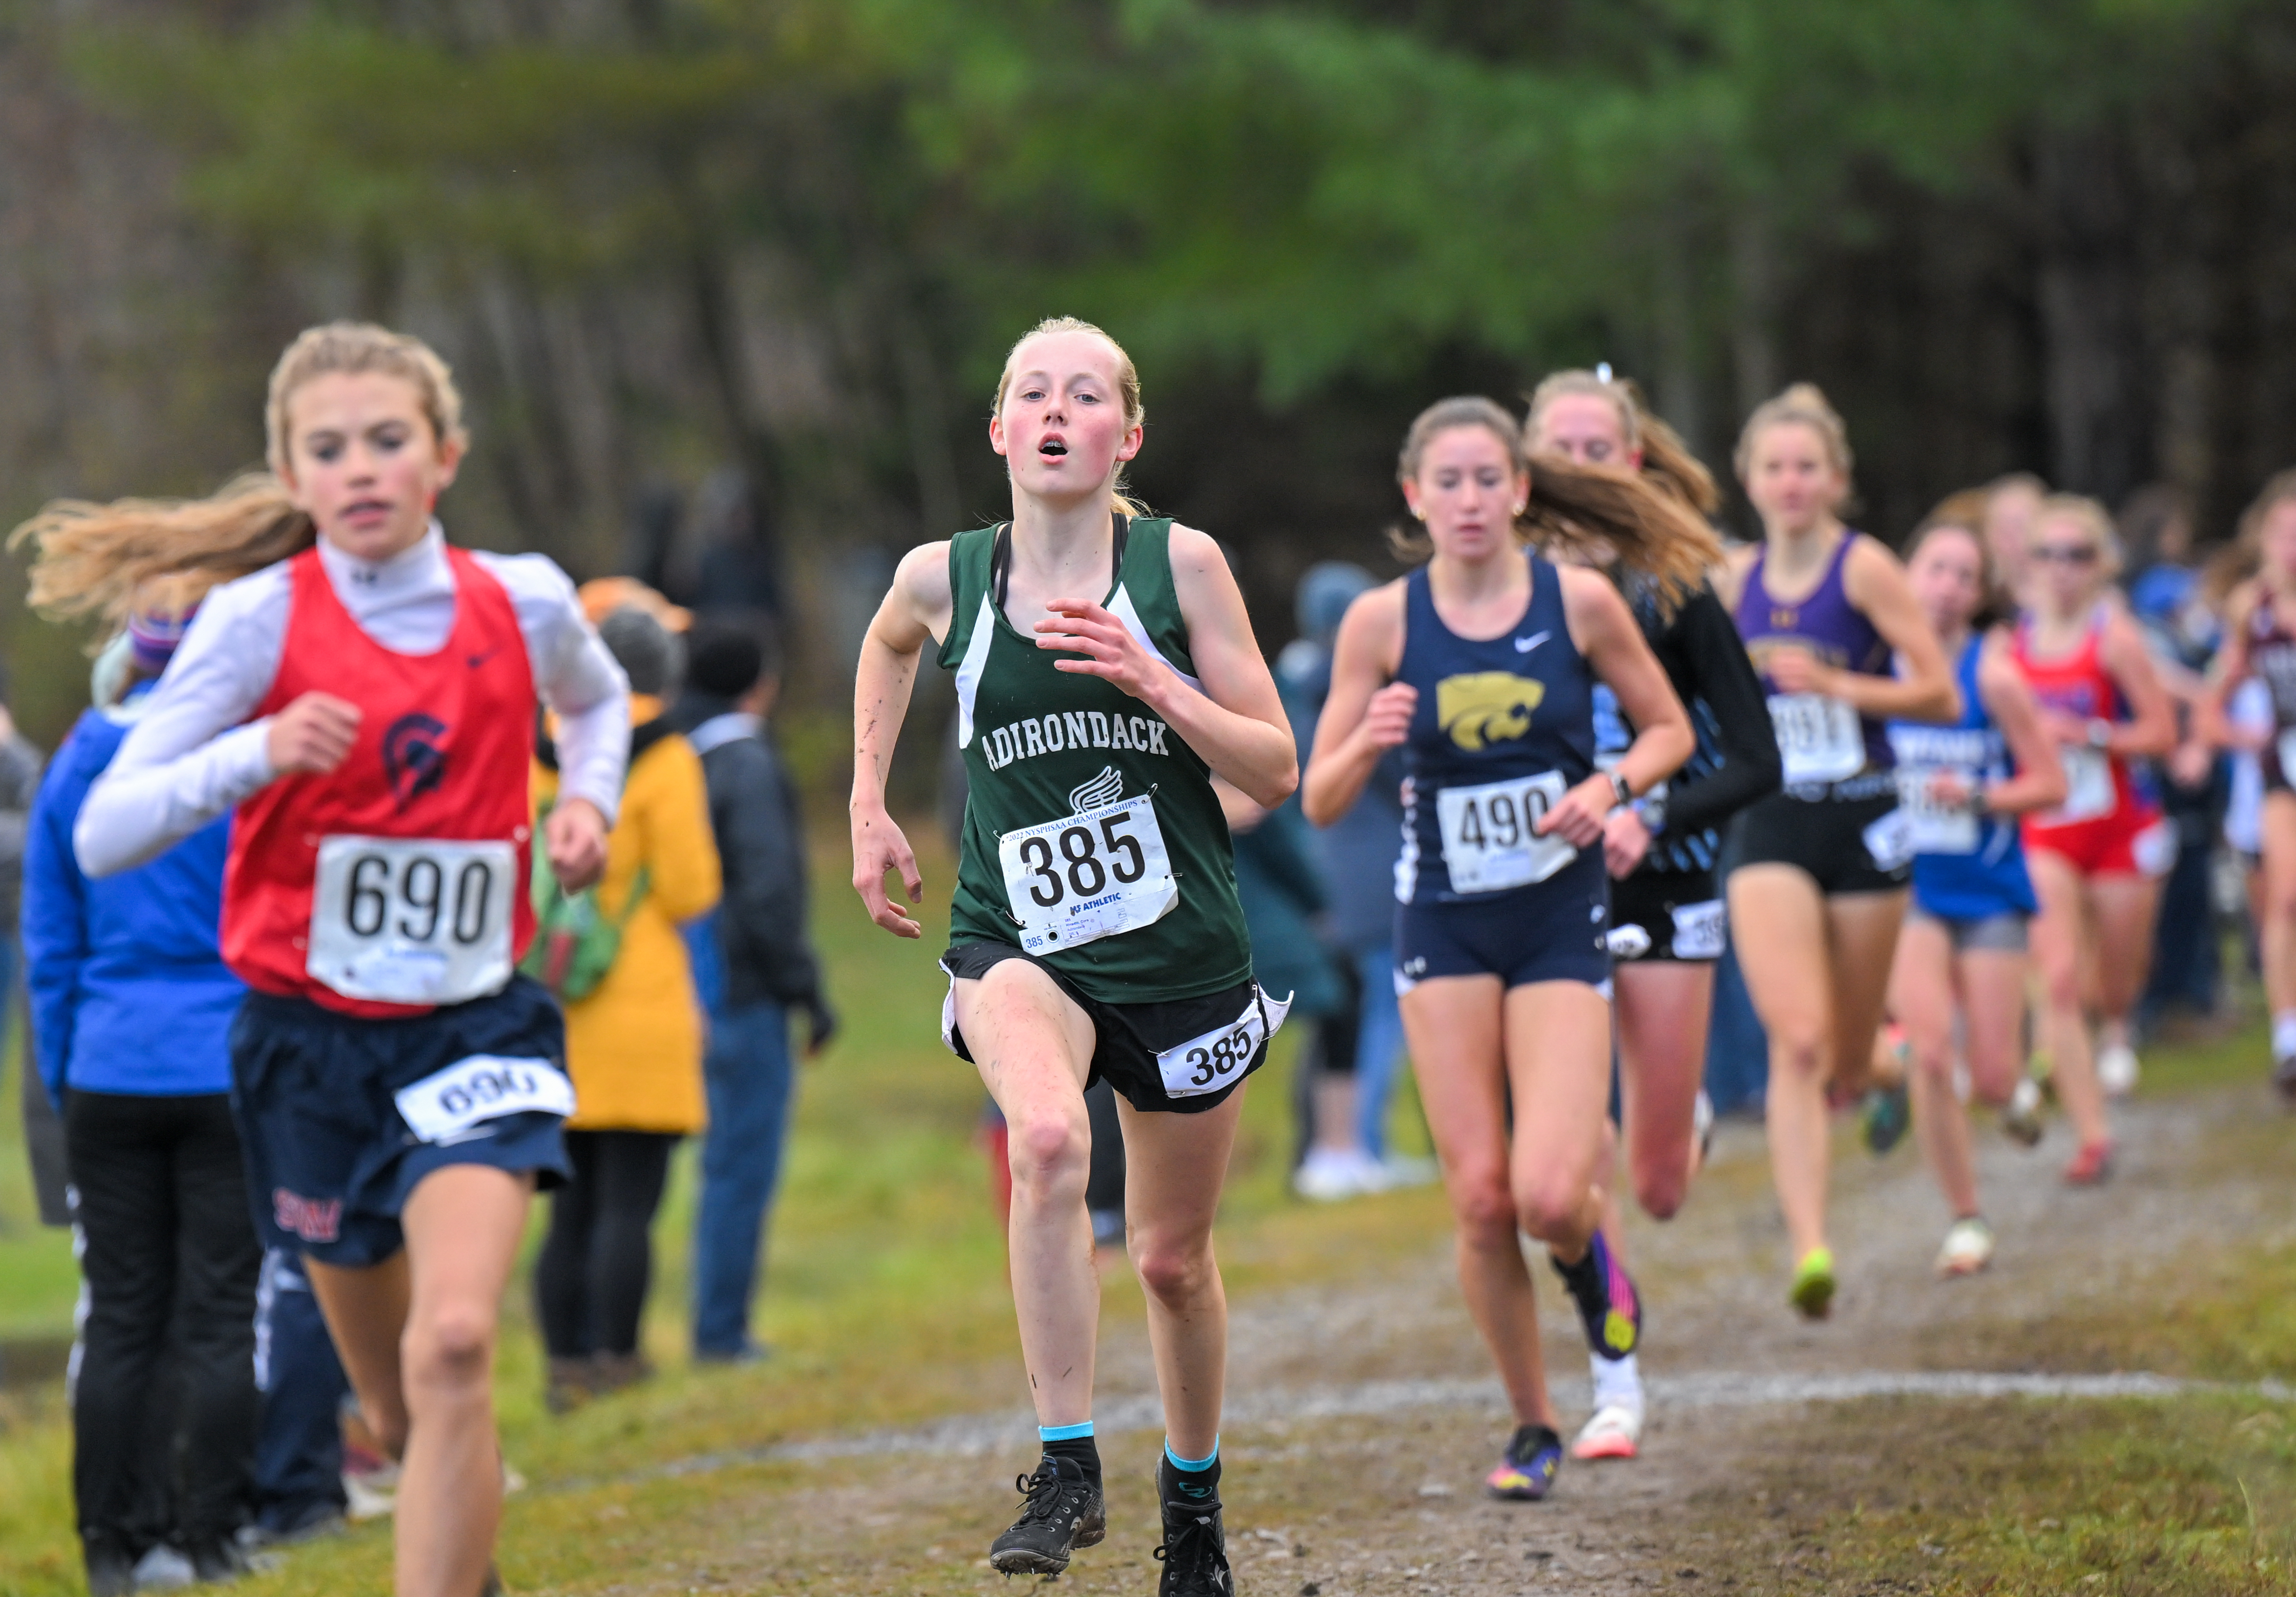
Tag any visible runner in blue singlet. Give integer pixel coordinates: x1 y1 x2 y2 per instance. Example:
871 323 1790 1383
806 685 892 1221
1884 521 2066 1277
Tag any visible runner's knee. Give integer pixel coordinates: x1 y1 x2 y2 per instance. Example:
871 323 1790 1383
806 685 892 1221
1908 1033 1957 1087
1512 1172 1587 1243
1768 1023 1830 1081
402 1301 498 1400
1006 1107 1090 1201
1129 1231 1214 1307
1631 1161 1687 1221
1449 1172 1518 1251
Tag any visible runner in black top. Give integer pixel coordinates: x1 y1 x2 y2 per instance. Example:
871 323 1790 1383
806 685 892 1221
1523 370 1780 1462
2201 469 2296 1097
1306 396 1714 1502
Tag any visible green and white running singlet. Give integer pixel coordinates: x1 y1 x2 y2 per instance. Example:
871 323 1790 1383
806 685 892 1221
940 517 1254 1003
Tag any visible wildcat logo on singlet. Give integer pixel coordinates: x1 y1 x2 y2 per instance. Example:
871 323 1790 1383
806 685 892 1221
979 709 1172 771
1438 673 1545 752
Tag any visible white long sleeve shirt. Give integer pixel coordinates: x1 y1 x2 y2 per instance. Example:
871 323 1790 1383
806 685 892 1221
76 526 630 879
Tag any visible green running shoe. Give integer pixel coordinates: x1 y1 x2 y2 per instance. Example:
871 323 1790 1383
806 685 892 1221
1790 1247 1836 1320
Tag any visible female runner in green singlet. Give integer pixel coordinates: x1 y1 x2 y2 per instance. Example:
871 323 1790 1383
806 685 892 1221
851 318 1294 1597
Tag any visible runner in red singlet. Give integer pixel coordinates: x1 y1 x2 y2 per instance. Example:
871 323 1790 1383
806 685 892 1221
2012 496 2175 1184
29 323 628 1597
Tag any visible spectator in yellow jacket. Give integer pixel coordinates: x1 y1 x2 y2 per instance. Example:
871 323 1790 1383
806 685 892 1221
532 605 721 1407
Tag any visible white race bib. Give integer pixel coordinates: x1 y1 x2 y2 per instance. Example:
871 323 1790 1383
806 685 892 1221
1436 771 1578 895
1863 807 1916 873
999 794 1178 955
1769 694 1866 785
1154 987 1292 1100
1896 767 1979 855
2043 746 2117 824
1669 898 1728 960
308 836 518 1006
393 1054 574 1143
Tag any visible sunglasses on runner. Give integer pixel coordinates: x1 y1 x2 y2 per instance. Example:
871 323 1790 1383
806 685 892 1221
2030 543 2100 566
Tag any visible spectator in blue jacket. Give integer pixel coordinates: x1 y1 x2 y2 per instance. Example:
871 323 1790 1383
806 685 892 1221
25 614 261 1595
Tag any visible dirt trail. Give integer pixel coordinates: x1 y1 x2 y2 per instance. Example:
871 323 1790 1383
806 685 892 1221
583 1082 2296 1595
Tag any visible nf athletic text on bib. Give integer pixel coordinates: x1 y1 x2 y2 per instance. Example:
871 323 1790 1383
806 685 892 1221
940 518 1253 1005
222 546 541 1019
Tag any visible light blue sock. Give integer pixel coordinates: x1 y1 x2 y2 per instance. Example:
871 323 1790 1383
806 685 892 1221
1039 1420 1095 1442
1164 1436 1218 1473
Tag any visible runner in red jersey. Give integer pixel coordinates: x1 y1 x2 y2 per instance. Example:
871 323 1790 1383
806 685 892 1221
34 323 629 1597
2010 496 2175 1185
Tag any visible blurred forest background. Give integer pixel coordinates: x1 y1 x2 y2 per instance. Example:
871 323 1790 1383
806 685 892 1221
3 0 2295 799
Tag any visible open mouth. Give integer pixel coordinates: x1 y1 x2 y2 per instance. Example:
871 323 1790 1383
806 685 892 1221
1038 437 1068 457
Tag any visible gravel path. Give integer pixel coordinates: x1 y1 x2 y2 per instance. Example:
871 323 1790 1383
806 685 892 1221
565 1080 2296 1594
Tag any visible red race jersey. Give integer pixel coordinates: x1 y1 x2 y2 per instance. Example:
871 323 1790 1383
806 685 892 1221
222 546 539 1017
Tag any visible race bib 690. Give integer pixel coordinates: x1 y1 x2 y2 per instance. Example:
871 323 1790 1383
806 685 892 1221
393 1054 574 1143
308 836 517 1006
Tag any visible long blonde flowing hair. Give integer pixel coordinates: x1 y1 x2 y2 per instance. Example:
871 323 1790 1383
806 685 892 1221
11 322 468 628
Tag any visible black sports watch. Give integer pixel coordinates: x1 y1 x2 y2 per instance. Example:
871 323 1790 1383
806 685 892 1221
1608 770 1634 809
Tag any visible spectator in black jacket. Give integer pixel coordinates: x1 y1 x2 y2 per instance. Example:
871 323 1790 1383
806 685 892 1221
675 623 835 1363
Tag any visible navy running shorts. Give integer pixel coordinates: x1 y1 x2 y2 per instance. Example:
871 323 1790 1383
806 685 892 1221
1394 848 1612 994
939 941 1284 1115
231 975 574 1268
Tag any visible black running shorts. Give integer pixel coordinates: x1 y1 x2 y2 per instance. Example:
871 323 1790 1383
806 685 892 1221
1727 785 1912 897
940 941 1282 1115
1608 866 1727 963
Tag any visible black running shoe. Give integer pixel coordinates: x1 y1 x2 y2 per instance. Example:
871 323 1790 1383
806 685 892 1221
1155 1466 1233 1597
1550 1231 1641 1360
989 1455 1106 1575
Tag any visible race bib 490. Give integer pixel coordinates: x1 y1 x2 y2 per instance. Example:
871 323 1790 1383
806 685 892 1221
1437 771 1577 895
308 836 517 1006
998 792 1179 955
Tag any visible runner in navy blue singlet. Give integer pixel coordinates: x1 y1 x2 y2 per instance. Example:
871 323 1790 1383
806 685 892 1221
1715 385 1959 1322
1306 397 1715 1503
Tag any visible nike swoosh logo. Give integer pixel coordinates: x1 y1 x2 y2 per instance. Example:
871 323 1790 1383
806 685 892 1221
1513 631 1550 654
